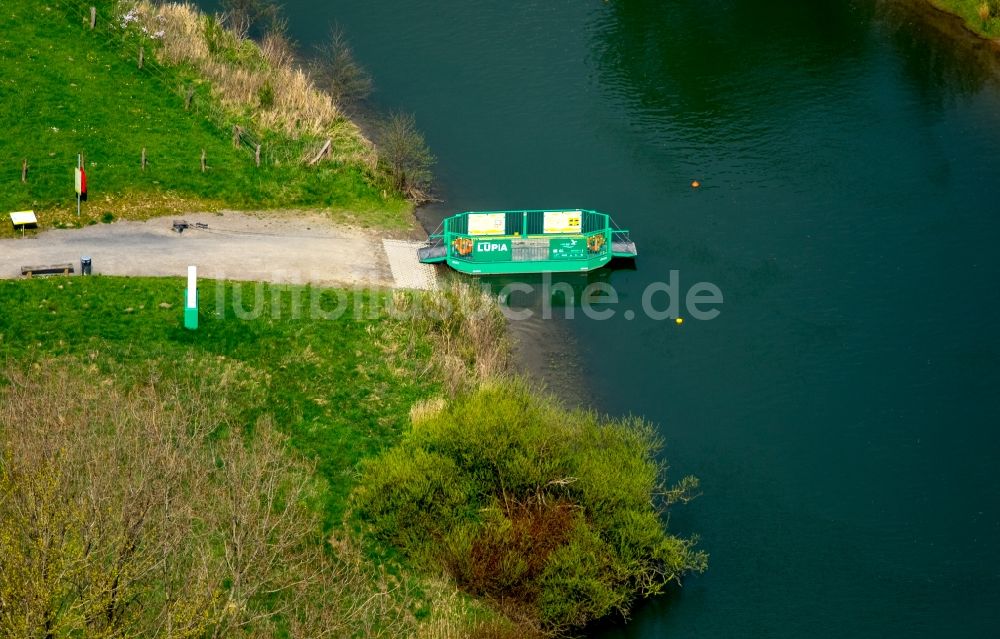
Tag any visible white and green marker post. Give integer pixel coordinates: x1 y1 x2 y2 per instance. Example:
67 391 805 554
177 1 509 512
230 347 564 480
184 265 198 330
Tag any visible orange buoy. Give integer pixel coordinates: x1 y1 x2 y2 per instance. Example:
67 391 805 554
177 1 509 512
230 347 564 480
691 180 701 188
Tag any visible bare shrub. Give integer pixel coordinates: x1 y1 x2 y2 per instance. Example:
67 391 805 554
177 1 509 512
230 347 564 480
309 25 373 113
0 358 408 638
220 0 282 39
261 28 297 69
376 111 436 201
0 362 220 637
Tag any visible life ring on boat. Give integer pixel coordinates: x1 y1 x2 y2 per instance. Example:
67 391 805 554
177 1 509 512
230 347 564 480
452 237 474 256
587 234 605 253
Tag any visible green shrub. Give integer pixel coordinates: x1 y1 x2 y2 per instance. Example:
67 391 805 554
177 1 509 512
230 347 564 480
354 446 474 548
354 379 707 633
258 81 275 109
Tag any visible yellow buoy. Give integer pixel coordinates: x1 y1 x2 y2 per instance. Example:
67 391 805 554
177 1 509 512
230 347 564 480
675 317 684 325
691 180 700 188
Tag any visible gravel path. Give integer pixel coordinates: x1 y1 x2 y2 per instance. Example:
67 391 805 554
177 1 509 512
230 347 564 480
0 212 424 288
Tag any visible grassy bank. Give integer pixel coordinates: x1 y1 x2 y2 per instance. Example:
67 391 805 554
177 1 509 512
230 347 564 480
928 1 1000 38
0 276 506 636
0 276 705 636
0 1 411 237
0 277 437 521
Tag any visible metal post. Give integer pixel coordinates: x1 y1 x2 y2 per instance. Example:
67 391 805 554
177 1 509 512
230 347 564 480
184 265 199 330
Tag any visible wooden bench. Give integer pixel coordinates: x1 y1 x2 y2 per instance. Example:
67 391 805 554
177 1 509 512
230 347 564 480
21 263 74 278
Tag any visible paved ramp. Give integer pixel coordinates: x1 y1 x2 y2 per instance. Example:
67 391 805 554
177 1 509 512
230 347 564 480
381 239 438 290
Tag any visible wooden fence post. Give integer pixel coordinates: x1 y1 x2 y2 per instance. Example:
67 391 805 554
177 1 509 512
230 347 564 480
307 139 332 166
141 148 147 171
201 149 206 173
21 159 27 183
255 144 261 167
138 47 144 69
185 87 194 111
232 125 241 148
90 7 96 29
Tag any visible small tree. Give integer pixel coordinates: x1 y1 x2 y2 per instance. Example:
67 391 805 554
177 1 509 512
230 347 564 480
220 0 282 39
309 26 373 113
376 111 435 201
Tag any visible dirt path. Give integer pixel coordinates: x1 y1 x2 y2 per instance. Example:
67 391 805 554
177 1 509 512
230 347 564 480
0 211 433 288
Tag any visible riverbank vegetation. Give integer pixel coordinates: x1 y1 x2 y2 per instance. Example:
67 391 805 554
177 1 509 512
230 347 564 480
0 277 507 636
0 276 705 636
0 1 433 236
356 381 707 634
928 1 1000 38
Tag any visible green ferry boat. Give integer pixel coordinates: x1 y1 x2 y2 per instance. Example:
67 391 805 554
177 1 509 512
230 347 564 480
417 209 637 275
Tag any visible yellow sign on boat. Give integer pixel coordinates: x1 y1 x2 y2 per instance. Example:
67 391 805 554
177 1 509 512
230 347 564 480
543 210 582 234
467 212 506 235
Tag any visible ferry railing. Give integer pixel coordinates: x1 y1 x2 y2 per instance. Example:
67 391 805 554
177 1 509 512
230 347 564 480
444 228 611 263
447 210 610 236
612 229 633 243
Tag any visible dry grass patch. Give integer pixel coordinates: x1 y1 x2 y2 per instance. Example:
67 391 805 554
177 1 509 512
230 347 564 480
129 1 373 160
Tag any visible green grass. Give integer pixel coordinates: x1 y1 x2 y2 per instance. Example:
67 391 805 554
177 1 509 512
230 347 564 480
0 1 411 236
0 276 438 526
0 276 530 635
929 0 1000 37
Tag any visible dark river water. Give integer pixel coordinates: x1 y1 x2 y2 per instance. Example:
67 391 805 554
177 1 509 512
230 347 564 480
206 1 1000 635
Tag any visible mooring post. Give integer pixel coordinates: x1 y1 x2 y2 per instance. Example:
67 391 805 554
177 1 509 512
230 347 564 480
200 149 206 172
21 159 27 183
141 147 147 171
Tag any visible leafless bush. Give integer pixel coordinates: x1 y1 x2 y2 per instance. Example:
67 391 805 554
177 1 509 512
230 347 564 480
376 111 436 202
309 25 373 114
261 28 297 69
0 362 220 637
0 359 416 638
220 0 282 39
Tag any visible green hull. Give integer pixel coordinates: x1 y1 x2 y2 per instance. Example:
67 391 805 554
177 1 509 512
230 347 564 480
419 209 636 275
446 254 612 275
